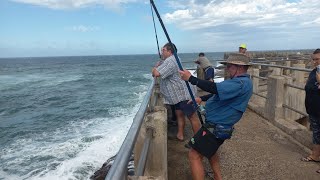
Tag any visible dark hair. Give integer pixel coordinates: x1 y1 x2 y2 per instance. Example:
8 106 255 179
313 48 320 54
163 43 177 53
199 52 205 57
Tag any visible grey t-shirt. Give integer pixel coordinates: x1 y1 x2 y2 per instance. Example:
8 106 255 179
196 56 212 69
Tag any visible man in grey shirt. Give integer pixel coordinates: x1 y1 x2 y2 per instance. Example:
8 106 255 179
195 52 215 81
152 43 200 141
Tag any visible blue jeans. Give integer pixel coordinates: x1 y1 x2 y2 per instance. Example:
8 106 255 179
309 115 320 144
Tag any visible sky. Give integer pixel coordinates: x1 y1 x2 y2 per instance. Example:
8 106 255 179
0 0 319 57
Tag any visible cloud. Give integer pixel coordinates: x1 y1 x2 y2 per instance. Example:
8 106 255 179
66 25 101 32
164 0 320 30
12 0 141 10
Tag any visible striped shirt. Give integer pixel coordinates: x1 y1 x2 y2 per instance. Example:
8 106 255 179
156 55 196 105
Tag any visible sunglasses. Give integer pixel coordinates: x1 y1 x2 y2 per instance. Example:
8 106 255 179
226 64 233 68
226 64 240 68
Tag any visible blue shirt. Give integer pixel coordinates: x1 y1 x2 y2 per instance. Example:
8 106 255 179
205 74 253 127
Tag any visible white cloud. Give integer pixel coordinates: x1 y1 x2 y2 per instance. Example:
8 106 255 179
164 0 320 30
66 25 100 32
12 0 141 10
158 0 320 52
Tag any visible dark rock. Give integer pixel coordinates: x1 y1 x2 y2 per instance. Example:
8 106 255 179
90 154 134 180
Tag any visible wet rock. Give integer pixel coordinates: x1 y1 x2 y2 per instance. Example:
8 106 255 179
91 154 134 180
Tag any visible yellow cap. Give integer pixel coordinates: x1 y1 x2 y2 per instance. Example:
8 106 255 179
239 43 247 49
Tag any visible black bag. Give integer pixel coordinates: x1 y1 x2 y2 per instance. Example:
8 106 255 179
188 126 224 159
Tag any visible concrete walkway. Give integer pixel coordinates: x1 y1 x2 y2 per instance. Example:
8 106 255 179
167 108 320 180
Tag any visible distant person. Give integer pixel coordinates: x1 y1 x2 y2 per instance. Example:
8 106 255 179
152 43 201 141
239 43 250 57
194 52 215 81
179 53 253 180
239 43 247 54
302 48 320 174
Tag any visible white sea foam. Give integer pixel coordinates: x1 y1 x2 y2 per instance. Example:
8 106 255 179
0 74 83 90
1 85 148 180
143 73 153 80
0 170 21 180
40 75 83 87
188 70 197 77
214 77 225 83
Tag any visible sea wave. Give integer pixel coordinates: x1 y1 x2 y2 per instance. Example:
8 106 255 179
0 86 148 180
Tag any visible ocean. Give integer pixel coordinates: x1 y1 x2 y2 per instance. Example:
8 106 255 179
0 52 223 180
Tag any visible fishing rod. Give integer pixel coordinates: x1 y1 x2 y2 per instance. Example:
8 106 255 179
150 0 203 124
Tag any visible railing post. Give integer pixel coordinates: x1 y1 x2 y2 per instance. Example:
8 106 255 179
284 76 294 120
283 61 291 75
265 75 285 121
270 62 282 75
251 68 260 102
288 63 306 120
252 68 260 94
293 63 306 83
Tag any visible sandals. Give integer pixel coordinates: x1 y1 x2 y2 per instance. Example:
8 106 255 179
301 156 320 163
168 136 184 142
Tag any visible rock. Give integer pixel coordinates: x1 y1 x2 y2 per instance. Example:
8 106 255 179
91 154 134 180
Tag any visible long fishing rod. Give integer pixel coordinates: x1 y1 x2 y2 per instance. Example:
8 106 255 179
150 0 203 124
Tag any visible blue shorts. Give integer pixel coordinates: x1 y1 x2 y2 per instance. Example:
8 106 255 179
205 67 214 80
309 115 320 144
174 100 196 117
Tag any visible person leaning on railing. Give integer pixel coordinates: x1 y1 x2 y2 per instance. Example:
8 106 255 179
179 53 253 180
301 48 320 174
152 42 200 142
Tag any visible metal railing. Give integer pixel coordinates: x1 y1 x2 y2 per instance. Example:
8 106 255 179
106 78 156 180
252 92 267 99
250 63 312 72
250 62 311 120
251 75 268 80
251 58 309 63
282 104 308 117
136 128 153 176
285 83 305 90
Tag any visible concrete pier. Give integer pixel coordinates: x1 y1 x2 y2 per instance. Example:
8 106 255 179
101 51 320 179
167 105 320 180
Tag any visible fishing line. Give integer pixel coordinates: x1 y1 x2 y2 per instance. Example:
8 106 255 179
150 3 161 58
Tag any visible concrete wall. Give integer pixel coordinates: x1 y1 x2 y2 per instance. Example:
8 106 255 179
132 80 168 180
248 65 313 149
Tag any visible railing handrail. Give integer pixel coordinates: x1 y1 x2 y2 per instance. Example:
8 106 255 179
106 78 156 180
251 59 310 63
251 63 312 72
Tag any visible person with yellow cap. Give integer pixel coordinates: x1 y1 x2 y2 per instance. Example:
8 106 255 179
239 43 247 54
